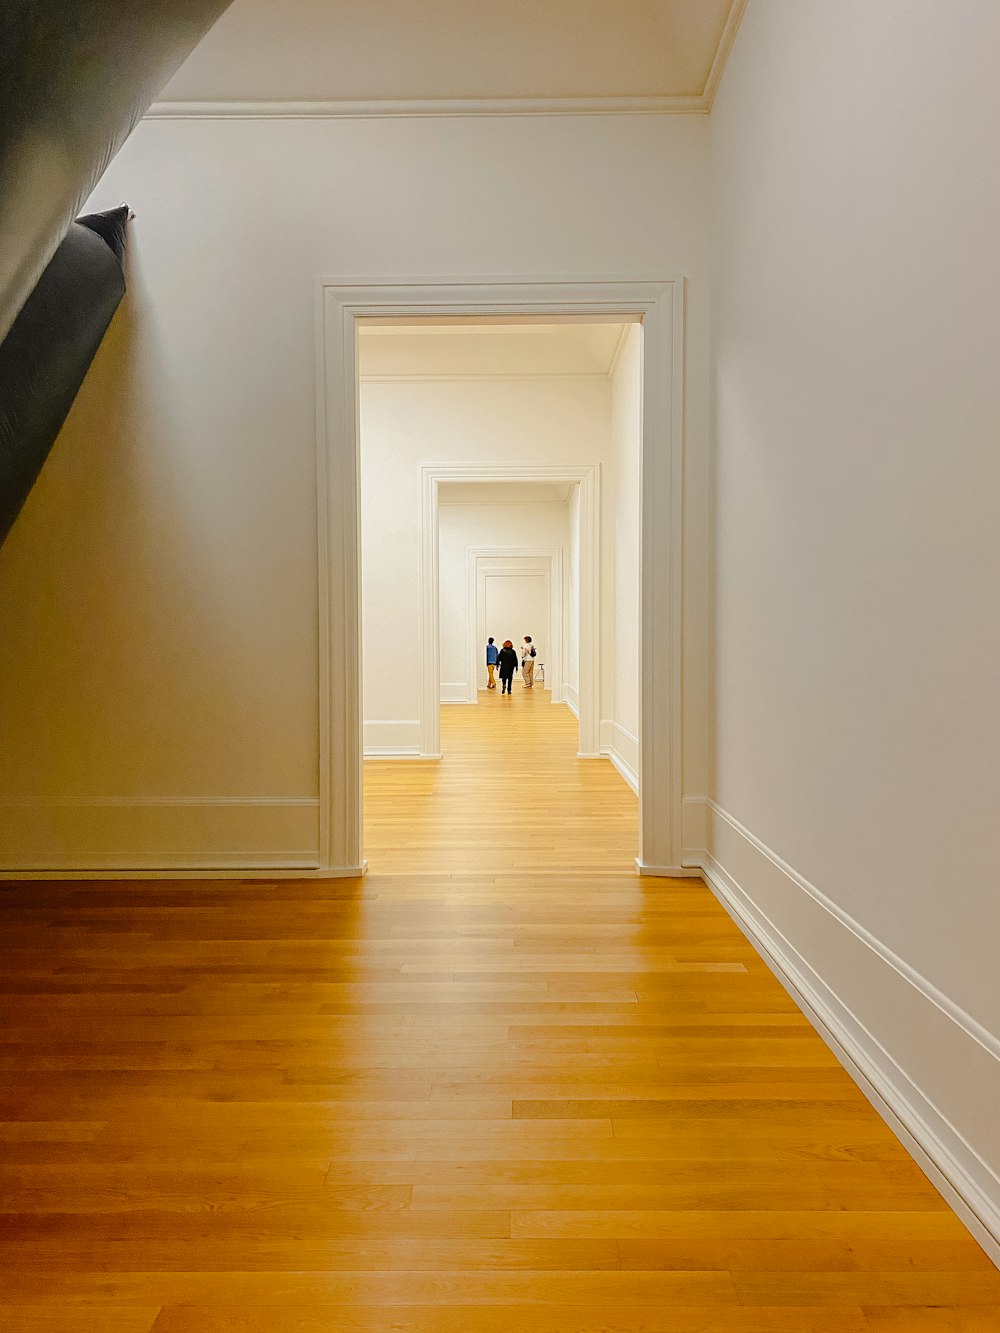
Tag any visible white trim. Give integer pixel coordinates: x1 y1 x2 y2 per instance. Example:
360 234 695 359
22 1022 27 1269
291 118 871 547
681 790 710 867
637 280 686 870
441 497 573 508
363 719 423 757
0 798 319 809
440 681 472 704
3 864 367 881
600 719 639 794
0 856 320 872
563 684 579 718
146 96 711 121
0 799 321 875
706 800 1000 1066
634 861 703 878
692 797 1000 1265
315 283 364 873
607 324 632 380
318 277 685 875
701 0 749 109
606 750 638 795
359 372 613 384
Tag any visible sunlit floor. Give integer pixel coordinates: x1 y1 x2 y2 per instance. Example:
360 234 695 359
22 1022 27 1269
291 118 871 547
0 689 997 1330
364 685 637 874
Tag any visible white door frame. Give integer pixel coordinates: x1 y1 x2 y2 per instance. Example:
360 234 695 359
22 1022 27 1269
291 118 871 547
425 466 595 750
468 549 563 706
317 277 687 876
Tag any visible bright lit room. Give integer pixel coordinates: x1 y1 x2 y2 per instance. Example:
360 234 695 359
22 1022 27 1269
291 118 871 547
357 318 642 873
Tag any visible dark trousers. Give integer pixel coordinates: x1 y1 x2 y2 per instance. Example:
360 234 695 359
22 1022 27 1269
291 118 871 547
499 674 514 694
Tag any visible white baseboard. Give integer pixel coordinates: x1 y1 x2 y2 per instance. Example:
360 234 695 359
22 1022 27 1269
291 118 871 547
1 862 369 881
600 719 638 794
440 681 474 704
0 800 320 874
564 684 579 718
635 859 703 877
363 719 423 756
689 796 1000 1266
681 792 709 865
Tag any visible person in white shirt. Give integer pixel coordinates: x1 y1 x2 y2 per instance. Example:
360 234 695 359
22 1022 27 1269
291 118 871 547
521 635 537 688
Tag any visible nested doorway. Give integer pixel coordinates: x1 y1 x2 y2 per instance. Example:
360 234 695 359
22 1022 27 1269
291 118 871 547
473 552 559 703
317 278 687 877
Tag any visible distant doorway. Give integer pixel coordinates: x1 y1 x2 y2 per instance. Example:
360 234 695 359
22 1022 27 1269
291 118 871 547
474 554 558 704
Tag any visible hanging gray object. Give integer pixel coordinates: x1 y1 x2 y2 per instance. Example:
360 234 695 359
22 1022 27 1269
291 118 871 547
0 0 232 343
0 0 232 546
0 207 131 547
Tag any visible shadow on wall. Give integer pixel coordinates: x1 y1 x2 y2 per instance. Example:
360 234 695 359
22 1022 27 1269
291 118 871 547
0 235 241 797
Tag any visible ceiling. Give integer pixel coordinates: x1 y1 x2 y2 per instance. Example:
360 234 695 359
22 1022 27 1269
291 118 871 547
154 0 746 113
359 320 631 380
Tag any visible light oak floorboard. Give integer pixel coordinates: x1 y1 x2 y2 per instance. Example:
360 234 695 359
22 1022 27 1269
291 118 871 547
0 691 993 1326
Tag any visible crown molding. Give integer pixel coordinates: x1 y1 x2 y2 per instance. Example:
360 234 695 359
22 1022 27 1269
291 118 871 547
145 94 710 121
702 0 748 108
144 1 746 122
607 323 632 379
359 371 610 384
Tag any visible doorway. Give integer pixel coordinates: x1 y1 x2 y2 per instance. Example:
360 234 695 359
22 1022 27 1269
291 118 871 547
421 465 599 757
316 279 686 876
474 553 557 703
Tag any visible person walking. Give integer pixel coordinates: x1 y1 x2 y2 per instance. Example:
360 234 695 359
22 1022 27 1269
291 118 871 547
496 640 518 695
521 635 537 688
485 636 499 689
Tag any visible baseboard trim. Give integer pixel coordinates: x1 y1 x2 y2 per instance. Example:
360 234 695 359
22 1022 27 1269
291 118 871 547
693 799 1000 1266
146 95 711 121
635 859 703 878
440 681 474 705
599 719 639 794
0 800 321 875
363 720 422 753
605 748 638 793
0 862 368 881
365 752 442 762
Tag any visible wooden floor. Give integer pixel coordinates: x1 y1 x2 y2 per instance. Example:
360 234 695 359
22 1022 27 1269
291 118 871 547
1 689 996 1331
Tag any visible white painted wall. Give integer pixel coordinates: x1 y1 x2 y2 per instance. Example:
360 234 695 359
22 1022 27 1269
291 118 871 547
0 111 710 868
708 0 1000 1251
438 499 569 702
604 323 642 789
361 377 610 751
484 575 548 679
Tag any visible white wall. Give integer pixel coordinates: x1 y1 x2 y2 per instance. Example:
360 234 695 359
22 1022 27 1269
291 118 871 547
361 377 611 751
604 323 642 789
0 111 710 869
438 499 569 703
708 0 1000 1252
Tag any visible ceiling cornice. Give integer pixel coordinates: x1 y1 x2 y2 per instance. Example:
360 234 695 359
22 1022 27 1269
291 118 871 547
359 372 612 383
146 0 749 121
146 94 711 120
701 0 748 108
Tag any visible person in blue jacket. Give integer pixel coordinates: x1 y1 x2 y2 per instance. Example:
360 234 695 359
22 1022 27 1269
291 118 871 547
485 636 499 689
